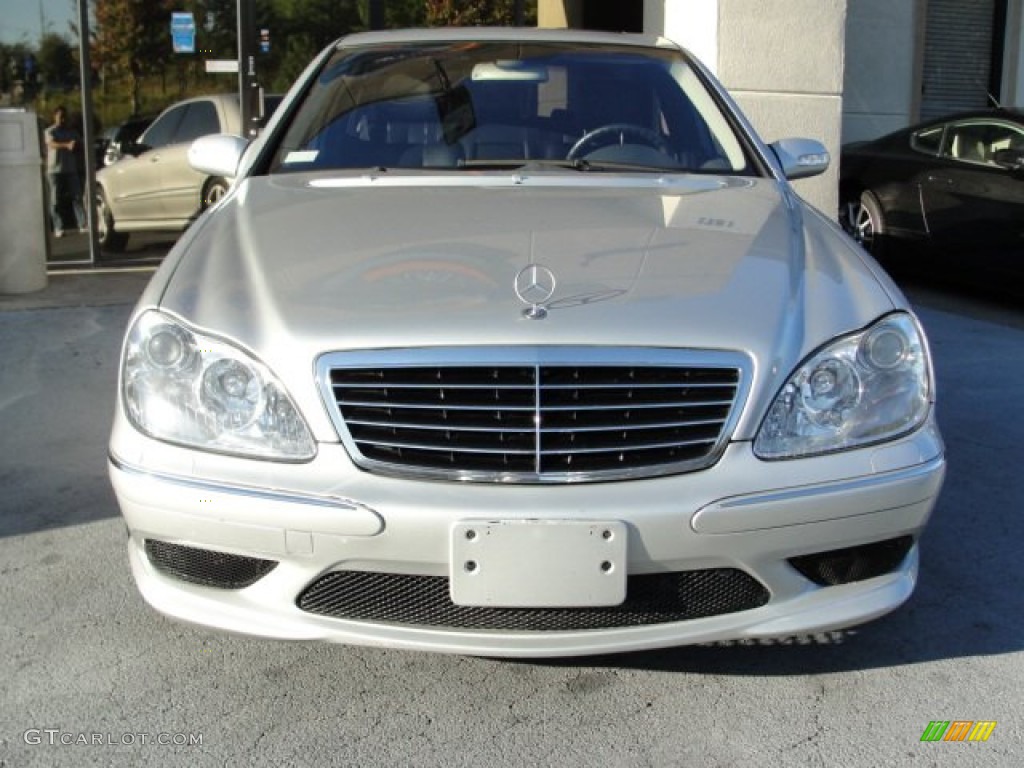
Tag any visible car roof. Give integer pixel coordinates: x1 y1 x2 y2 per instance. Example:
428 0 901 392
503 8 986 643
335 26 679 51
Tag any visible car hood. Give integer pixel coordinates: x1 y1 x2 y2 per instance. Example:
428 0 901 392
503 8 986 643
157 172 899 440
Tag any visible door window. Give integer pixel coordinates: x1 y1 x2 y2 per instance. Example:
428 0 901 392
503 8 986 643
175 101 221 144
941 121 1024 166
141 106 186 149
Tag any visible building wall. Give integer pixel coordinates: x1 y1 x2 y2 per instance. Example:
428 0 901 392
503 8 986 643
537 0 580 28
1002 0 1024 105
644 0 719 70
842 0 921 143
649 0 846 215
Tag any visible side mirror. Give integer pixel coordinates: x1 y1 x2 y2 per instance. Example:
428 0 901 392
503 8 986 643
122 141 148 158
993 147 1024 172
770 138 831 180
188 134 249 179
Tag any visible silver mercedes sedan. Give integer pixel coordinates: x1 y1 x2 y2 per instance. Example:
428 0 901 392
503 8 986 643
109 28 945 657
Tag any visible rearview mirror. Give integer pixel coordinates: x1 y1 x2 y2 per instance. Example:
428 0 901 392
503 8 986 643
188 134 250 179
122 141 148 158
770 138 830 180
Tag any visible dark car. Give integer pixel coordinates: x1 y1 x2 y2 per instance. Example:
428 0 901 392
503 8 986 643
840 109 1024 285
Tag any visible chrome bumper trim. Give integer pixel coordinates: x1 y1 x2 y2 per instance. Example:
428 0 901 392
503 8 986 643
109 453 372 513
693 455 945 534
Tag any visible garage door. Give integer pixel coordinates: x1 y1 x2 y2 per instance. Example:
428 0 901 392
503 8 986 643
920 0 1003 121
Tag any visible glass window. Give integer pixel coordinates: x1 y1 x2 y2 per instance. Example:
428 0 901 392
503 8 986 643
267 41 755 175
941 121 1024 165
141 106 185 150
175 101 222 143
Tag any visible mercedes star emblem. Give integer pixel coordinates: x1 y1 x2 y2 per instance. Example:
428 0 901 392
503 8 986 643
514 264 557 319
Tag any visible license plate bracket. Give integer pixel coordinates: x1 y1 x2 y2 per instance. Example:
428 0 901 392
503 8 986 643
449 520 627 608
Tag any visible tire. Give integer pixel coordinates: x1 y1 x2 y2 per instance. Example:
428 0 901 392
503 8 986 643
841 190 886 258
202 177 230 210
96 189 128 253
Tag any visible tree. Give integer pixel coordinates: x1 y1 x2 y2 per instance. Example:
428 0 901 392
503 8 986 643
1 42 37 102
198 0 241 59
93 0 175 113
0 44 13 96
37 33 77 91
425 0 536 26
375 0 426 28
266 0 364 91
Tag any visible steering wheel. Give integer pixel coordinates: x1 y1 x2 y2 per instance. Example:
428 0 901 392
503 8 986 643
567 123 673 161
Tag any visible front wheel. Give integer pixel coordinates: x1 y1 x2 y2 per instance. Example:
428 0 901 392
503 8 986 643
841 190 886 258
202 177 230 210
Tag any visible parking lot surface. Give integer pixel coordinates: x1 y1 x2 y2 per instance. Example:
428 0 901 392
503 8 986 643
0 269 1022 767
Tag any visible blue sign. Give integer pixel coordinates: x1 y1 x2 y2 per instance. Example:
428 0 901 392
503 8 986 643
171 12 196 54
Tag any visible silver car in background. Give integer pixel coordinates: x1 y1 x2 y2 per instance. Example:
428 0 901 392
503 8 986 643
95 93 279 251
109 28 945 657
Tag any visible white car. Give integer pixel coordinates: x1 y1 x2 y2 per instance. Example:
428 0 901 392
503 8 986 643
109 28 945 657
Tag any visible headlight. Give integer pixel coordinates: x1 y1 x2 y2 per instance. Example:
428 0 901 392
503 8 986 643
122 311 316 460
754 313 932 459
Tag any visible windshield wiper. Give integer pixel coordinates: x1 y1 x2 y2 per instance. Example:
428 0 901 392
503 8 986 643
560 159 684 173
456 159 592 171
456 158 682 173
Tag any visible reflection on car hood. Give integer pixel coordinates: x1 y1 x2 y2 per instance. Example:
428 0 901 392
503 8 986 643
158 173 898 439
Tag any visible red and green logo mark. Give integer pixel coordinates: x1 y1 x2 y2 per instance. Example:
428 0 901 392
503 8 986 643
920 721 996 742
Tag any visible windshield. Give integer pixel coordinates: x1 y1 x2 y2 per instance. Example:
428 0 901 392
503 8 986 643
268 40 755 175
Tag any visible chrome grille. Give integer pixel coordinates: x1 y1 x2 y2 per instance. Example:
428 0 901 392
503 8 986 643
319 348 748 482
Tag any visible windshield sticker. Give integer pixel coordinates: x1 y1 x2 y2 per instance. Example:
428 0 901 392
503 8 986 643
285 150 320 164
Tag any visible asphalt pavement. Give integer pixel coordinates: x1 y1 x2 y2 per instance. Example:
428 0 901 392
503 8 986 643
0 262 1022 767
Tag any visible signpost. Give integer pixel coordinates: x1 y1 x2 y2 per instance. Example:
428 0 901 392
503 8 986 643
77 0 98 265
171 12 196 54
237 0 260 140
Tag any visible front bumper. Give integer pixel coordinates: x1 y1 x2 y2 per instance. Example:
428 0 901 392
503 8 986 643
109 419 945 657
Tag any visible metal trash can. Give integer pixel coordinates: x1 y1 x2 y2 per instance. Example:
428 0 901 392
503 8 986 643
0 108 48 294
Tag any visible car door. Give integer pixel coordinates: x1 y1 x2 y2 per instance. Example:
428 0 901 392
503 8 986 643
920 119 1024 252
103 104 185 222
157 99 224 223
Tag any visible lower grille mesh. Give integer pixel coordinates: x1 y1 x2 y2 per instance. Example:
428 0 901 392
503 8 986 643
297 569 770 631
788 536 914 586
145 540 278 589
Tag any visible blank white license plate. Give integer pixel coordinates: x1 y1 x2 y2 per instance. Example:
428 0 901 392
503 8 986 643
450 520 627 608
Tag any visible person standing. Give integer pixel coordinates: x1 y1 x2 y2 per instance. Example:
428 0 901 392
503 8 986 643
44 105 86 237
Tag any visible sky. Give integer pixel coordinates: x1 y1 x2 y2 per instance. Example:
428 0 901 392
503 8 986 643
0 0 79 45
